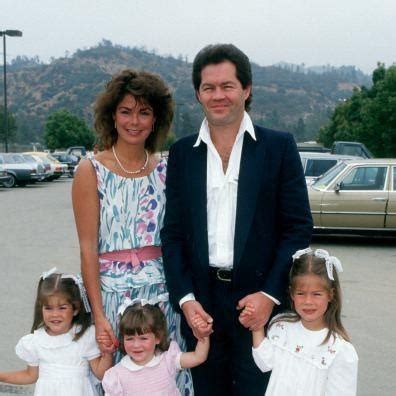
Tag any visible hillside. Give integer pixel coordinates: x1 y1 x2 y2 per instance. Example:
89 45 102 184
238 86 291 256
3 40 371 144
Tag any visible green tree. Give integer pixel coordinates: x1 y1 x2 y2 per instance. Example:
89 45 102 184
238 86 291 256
44 109 95 150
318 64 396 157
0 106 17 146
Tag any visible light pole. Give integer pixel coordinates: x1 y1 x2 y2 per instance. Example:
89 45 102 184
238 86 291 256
1 29 22 152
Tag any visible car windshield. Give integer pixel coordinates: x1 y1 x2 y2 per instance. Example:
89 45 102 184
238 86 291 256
47 154 58 161
312 161 347 189
23 155 36 163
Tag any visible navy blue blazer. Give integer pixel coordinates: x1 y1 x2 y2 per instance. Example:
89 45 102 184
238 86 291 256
161 125 313 314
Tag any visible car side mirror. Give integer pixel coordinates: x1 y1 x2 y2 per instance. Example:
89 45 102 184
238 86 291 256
335 182 342 192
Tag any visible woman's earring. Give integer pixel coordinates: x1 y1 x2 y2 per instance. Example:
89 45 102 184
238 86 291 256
114 121 117 130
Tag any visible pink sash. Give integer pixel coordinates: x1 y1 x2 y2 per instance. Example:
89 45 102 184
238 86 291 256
99 246 162 267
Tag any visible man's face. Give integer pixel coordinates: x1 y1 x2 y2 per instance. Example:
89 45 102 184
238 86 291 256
197 61 251 129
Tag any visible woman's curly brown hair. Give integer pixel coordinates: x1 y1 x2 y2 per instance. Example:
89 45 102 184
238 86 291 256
94 69 174 152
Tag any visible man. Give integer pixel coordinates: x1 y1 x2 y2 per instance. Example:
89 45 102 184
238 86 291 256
161 44 313 396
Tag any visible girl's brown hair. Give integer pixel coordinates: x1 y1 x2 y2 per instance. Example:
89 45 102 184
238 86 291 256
94 69 174 152
31 273 91 341
119 303 169 354
272 250 349 344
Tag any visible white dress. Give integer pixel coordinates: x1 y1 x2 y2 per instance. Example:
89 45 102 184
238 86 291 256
15 325 101 396
252 318 358 396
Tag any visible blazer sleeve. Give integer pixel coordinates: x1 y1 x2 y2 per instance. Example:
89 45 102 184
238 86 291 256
160 142 194 311
261 133 313 300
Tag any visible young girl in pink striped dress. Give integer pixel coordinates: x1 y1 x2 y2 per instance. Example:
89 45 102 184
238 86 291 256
102 296 209 396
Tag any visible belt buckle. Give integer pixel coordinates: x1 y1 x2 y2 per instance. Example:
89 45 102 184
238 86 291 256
217 268 232 282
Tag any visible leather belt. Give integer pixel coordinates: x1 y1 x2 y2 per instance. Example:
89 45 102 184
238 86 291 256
209 266 233 282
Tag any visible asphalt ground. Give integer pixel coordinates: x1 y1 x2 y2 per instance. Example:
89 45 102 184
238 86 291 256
0 178 395 395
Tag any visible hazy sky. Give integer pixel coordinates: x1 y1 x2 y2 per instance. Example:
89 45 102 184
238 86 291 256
2 0 395 74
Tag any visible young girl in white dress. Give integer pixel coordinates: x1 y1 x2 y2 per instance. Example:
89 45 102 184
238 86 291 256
102 295 209 395
242 248 358 396
0 268 112 396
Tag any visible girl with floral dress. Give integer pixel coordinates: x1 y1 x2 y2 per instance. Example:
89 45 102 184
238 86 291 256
241 248 358 396
72 69 193 393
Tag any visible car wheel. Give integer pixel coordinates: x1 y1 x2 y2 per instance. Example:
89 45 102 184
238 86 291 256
3 175 16 188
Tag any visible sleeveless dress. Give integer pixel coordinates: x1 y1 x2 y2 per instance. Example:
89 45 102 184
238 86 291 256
15 326 99 396
90 157 193 395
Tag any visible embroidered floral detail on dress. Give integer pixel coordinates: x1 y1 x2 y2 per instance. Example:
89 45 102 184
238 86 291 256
321 357 327 365
328 346 336 354
275 323 285 330
295 345 303 353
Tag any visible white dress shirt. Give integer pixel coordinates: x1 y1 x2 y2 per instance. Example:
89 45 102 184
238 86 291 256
194 111 256 268
179 112 279 307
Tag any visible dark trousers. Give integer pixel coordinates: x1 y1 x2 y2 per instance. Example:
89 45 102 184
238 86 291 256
184 275 269 396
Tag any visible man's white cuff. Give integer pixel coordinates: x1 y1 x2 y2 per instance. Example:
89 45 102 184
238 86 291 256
179 293 196 308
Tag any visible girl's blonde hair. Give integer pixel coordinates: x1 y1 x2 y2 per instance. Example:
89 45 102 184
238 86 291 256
273 250 349 344
119 302 169 354
32 273 91 340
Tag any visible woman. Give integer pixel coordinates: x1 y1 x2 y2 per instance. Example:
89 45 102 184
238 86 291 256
72 69 193 394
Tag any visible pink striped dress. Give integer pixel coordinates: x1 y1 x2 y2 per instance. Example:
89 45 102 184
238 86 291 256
102 341 182 395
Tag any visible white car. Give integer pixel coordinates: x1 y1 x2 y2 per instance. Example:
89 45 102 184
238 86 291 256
299 152 360 186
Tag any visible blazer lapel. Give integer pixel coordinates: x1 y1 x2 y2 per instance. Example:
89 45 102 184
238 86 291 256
188 143 209 268
234 132 265 269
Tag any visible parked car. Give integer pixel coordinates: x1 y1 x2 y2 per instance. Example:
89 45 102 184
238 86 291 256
299 152 360 186
23 152 66 180
0 153 41 187
0 163 12 187
331 141 373 158
18 154 46 181
52 152 79 177
308 158 396 234
27 154 54 181
66 146 86 161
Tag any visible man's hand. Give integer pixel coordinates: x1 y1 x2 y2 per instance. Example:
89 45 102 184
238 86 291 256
237 292 275 331
182 300 213 340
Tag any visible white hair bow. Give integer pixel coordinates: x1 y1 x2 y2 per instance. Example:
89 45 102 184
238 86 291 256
292 248 312 261
292 248 343 281
314 249 343 281
41 267 91 313
117 293 169 316
42 267 58 279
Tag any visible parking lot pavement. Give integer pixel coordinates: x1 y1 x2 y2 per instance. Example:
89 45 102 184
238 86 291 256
0 180 395 395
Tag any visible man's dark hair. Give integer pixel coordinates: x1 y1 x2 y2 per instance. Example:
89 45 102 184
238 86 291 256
192 44 252 110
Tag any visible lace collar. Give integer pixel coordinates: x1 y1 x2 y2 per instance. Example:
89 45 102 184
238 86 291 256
33 325 79 349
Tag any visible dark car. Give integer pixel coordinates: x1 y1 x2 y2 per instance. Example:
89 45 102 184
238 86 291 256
0 164 12 187
52 152 79 177
0 153 41 187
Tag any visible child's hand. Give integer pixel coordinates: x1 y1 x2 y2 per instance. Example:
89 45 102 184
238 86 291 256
96 331 118 353
191 314 209 329
238 302 255 319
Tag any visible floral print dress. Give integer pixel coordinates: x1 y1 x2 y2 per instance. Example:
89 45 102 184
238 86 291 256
90 157 193 395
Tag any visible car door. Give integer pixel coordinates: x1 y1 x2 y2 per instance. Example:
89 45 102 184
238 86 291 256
385 166 396 228
320 165 389 229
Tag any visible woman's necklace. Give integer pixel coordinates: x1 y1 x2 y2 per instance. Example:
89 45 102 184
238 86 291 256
112 145 149 175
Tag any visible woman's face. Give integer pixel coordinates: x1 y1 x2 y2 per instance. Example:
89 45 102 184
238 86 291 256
113 94 155 146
